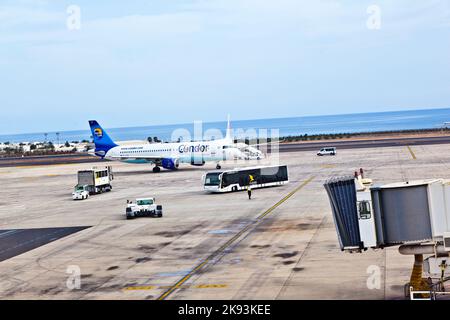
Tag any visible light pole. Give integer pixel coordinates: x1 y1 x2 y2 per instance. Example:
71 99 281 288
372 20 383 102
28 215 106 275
56 132 60 148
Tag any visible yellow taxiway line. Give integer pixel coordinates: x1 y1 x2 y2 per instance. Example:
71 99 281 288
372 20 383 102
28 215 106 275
407 146 417 160
157 176 315 300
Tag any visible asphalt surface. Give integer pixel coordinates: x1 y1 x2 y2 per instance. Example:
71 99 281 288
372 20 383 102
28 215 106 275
0 153 103 167
1 135 450 167
2 143 450 299
0 227 90 262
277 135 450 152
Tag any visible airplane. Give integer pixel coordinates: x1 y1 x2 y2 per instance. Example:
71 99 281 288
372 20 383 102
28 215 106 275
88 118 264 172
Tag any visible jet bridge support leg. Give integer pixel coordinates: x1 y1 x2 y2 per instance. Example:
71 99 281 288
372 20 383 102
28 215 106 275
399 245 435 299
409 254 430 294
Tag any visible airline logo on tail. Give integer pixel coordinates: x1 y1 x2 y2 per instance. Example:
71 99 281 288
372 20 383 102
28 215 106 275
94 128 103 138
88 120 118 158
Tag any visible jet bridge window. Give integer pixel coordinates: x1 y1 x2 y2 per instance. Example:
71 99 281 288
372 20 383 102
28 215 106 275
357 201 371 220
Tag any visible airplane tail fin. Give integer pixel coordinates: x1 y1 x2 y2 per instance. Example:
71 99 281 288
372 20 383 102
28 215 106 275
225 114 232 141
88 120 118 157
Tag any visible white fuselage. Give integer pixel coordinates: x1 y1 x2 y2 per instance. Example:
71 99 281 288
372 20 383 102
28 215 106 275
104 138 246 165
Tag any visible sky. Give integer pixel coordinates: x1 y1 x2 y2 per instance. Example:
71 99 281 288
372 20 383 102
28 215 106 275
0 0 449 134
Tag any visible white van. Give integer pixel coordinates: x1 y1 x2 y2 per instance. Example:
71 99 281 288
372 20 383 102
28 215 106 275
317 147 336 156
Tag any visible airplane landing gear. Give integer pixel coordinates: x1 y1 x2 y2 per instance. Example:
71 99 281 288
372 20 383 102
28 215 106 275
216 164 221 170
153 166 161 173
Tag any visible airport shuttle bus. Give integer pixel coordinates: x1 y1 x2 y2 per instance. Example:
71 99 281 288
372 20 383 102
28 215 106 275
204 165 288 193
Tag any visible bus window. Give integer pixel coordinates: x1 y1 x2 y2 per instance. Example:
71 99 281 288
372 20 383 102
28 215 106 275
205 172 221 186
222 172 239 187
234 169 257 186
260 166 288 184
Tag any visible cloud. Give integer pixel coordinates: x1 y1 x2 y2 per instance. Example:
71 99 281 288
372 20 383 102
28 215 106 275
1 0 449 47
0 0 449 133
380 0 450 29
0 5 63 30
85 12 203 39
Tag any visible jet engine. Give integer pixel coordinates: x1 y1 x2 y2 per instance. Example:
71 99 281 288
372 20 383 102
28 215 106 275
161 158 180 170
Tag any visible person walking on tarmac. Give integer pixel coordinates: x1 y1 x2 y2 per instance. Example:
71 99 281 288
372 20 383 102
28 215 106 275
247 174 254 200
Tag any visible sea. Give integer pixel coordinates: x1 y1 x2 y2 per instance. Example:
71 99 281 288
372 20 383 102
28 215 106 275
1 108 449 144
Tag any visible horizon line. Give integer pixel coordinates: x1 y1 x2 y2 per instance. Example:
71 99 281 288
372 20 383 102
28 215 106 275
1 106 449 137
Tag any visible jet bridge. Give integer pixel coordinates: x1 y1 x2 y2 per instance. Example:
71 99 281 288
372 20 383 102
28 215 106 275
324 176 450 299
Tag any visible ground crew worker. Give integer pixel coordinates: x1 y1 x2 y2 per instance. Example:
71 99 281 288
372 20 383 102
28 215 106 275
247 174 254 199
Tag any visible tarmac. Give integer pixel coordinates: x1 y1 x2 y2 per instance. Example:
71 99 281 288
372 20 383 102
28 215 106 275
0 143 449 299
3 134 450 167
